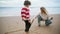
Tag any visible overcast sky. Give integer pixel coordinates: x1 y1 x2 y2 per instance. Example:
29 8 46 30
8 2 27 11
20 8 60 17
0 0 60 7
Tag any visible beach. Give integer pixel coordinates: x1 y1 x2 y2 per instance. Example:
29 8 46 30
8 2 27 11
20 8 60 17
0 14 60 34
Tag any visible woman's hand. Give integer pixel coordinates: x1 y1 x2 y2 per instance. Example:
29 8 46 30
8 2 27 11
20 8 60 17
28 19 35 24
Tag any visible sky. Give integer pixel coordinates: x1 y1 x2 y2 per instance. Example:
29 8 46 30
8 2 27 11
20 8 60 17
0 0 60 7
0 0 60 16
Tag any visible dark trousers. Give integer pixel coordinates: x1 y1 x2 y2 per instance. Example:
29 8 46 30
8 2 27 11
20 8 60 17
38 15 52 26
24 20 31 32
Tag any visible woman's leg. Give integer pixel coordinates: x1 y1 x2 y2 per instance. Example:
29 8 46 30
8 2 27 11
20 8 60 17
38 15 43 26
24 20 31 32
38 19 40 26
45 19 52 26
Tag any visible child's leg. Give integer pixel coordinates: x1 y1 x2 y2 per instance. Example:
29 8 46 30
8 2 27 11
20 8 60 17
24 20 31 32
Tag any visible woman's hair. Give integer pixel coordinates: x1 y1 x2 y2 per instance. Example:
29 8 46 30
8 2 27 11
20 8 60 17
40 7 47 15
24 0 31 5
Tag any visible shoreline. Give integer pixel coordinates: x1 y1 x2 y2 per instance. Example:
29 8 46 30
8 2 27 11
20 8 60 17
0 14 60 17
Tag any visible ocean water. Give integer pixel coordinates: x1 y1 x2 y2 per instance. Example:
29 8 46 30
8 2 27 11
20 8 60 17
0 7 60 17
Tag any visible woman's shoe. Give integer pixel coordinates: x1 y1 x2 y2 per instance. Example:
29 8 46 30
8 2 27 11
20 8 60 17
38 25 40 27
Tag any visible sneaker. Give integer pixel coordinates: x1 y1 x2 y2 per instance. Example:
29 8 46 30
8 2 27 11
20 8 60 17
46 24 49 26
38 25 40 27
25 29 29 32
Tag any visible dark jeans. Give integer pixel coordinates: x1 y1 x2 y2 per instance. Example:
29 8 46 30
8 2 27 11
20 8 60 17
24 20 31 32
45 19 52 26
38 15 52 26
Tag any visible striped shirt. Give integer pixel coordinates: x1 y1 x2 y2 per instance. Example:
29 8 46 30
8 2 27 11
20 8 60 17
21 7 30 20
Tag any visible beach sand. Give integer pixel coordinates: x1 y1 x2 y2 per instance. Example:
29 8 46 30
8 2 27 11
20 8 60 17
0 14 60 34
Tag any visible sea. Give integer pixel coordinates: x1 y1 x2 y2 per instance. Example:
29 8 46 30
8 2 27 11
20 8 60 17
0 7 60 17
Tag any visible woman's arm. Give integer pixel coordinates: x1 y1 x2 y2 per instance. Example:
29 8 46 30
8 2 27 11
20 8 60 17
34 13 40 19
31 13 40 23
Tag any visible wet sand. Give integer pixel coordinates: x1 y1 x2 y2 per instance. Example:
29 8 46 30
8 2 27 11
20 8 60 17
0 14 60 34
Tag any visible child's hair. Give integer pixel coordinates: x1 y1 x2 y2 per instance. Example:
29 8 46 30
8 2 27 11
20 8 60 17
40 7 47 15
24 0 31 5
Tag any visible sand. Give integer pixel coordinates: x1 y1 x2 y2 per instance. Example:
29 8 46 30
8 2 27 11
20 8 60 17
0 14 60 34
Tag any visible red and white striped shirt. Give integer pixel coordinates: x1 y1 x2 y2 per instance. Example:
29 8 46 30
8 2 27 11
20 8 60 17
21 7 30 20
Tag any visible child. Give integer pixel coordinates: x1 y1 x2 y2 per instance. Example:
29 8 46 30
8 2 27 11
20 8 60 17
34 7 53 26
21 0 31 32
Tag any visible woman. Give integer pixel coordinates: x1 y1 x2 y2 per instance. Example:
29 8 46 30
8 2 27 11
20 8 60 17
34 7 53 26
